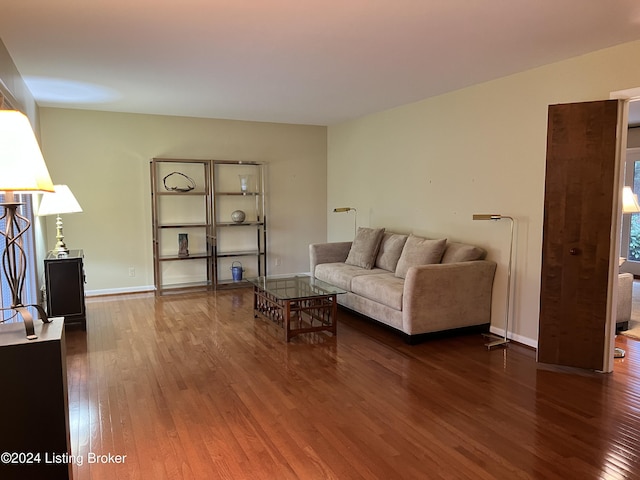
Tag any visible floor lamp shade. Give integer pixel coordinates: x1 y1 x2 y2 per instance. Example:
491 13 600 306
38 185 83 255
473 213 515 349
0 110 55 339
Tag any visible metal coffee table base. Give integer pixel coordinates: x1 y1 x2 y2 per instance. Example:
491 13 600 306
252 285 338 342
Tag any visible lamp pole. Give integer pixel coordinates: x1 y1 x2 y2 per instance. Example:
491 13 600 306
473 214 514 349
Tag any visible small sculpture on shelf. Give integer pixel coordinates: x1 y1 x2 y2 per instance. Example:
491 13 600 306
163 171 196 192
178 233 189 257
231 210 246 223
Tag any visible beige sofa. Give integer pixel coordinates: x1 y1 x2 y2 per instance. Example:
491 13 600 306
310 228 497 343
617 272 633 332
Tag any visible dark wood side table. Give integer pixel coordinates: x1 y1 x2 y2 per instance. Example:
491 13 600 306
0 319 72 480
44 249 86 330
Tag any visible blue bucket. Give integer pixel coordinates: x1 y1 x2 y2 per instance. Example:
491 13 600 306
231 261 243 281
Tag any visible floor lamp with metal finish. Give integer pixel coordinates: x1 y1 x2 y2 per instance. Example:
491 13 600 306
333 207 358 237
473 214 515 349
0 110 55 339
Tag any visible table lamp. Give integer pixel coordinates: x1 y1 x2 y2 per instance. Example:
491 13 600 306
37 185 83 256
0 110 55 339
622 186 640 214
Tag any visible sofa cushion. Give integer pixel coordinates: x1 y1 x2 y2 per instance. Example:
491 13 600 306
314 262 387 290
375 232 408 271
441 242 485 263
351 273 404 311
345 227 385 269
395 235 447 278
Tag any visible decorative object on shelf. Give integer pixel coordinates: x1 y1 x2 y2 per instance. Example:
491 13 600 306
178 233 189 257
333 207 358 237
37 184 83 256
231 262 244 282
163 171 196 192
0 110 55 340
231 209 246 223
231 261 244 281
472 213 515 349
239 174 253 193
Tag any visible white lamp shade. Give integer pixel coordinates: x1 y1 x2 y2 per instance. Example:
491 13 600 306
622 186 640 214
38 185 83 216
0 110 54 192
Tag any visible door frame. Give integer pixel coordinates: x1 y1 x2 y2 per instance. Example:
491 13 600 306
607 88 640 372
605 101 628 373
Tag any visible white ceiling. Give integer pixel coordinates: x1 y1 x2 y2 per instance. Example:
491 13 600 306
2 1 640 126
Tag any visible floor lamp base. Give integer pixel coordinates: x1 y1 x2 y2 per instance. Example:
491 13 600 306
483 333 510 349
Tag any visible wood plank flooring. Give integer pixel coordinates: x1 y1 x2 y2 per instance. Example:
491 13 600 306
64 289 640 479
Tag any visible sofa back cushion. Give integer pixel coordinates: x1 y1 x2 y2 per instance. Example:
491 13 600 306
395 235 447 278
375 233 408 271
441 242 486 263
345 227 386 269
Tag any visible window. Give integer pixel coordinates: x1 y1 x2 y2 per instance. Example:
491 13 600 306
0 193 40 322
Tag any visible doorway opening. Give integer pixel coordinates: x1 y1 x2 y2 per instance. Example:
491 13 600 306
617 98 640 353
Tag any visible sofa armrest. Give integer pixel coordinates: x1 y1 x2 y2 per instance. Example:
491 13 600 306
309 242 352 275
402 260 497 334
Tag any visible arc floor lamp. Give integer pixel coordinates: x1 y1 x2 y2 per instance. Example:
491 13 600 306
473 214 515 349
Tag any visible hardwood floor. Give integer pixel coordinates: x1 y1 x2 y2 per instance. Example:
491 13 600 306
64 289 640 479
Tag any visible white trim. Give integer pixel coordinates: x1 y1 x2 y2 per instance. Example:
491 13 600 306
85 285 154 297
490 325 537 349
610 87 640 100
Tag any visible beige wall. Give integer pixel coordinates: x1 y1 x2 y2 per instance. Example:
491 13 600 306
39 108 327 294
327 39 640 347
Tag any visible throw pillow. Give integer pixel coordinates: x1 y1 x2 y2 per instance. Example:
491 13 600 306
395 235 447 278
375 233 408 271
345 227 386 269
441 242 486 263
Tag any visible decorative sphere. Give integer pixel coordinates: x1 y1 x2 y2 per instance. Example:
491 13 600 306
231 210 246 223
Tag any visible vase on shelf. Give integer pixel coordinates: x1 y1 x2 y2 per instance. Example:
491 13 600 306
178 233 189 257
239 174 253 193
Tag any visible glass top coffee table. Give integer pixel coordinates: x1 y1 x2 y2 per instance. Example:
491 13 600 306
247 274 346 342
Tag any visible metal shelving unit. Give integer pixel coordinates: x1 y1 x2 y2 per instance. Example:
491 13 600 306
150 158 213 295
212 160 266 288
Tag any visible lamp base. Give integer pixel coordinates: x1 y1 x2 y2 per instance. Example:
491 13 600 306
52 243 69 257
483 333 510 349
52 214 69 256
2 304 51 340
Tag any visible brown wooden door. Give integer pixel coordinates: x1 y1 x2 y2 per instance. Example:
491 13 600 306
538 100 623 371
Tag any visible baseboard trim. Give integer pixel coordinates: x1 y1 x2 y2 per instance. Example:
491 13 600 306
489 325 537 349
86 285 155 297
